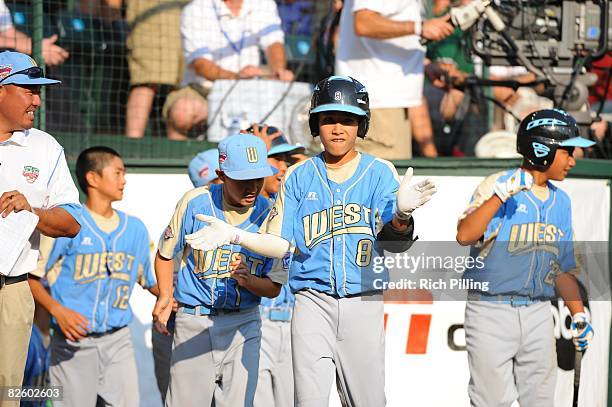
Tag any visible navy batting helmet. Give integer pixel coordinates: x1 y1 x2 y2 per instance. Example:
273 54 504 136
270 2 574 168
309 76 370 138
517 109 595 171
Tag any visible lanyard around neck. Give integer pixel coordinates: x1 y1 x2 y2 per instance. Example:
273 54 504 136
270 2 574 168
213 0 245 54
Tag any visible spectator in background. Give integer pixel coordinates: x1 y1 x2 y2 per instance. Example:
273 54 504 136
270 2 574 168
276 0 314 36
409 99 438 157
125 0 186 139
589 52 612 114
315 0 342 80
163 0 294 140
422 0 486 156
586 119 611 159
336 0 453 160
0 0 68 66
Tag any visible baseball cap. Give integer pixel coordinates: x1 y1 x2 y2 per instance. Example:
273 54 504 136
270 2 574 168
268 133 306 157
0 51 60 86
218 134 276 180
188 149 220 187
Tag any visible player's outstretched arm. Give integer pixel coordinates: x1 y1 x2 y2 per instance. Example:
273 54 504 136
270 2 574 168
185 214 290 258
28 276 90 341
152 252 175 336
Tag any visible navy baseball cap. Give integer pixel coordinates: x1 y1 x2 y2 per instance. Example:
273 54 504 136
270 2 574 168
218 134 277 180
0 51 60 85
188 149 220 187
268 133 305 157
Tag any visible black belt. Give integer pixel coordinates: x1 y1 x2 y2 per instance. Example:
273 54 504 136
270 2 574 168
0 273 28 290
85 326 124 338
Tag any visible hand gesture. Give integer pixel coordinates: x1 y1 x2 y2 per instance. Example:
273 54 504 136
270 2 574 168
273 68 294 82
396 168 437 220
42 34 69 66
571 312 594 352
185 214 240 252
230 258 252 288
152 294 174 336
0 190 33 218
238 65 263 79
493 169 533 203
422 15 454 41
249 123 282 151
51 304 90 341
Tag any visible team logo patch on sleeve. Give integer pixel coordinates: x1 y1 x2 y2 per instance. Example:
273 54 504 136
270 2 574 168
22 166 40 183
268 206 278 221
163 226 174 240
282 251 291 271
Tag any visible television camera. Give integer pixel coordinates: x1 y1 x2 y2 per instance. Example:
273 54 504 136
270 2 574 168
449 0 610 126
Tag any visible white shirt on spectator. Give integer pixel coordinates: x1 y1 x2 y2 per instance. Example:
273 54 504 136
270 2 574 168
0 128 80 276
336 0 425 109
0 0 13 32
180 0 284 88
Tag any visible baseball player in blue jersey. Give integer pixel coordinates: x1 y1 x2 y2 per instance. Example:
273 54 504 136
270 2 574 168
456 109 595 407
184 75 437 406
27 146 158 407
152 134 286 407
151 148 221 404
252 126 304 407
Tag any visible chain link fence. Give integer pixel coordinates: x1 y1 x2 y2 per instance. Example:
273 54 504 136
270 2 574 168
0 0 331 161
3 1 607 162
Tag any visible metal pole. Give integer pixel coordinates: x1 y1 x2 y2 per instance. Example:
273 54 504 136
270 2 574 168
32 0 45 130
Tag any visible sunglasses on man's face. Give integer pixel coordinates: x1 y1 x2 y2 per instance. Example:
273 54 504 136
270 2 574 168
0 67 44 84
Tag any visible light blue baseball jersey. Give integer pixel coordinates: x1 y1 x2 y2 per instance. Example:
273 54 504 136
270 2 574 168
42 208 155 333
158 184 276 309
463 169 577 298
260 285 295 314
262 153 399 296
260 193 294 313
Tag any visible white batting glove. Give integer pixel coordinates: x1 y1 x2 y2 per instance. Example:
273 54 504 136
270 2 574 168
493 169 533 203
396 167 437 220
185 214 242 252
571 312 594 352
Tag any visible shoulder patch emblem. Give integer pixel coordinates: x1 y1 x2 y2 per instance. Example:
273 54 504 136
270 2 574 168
282 251 291 271
268 206 278 221
163 226 174 240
